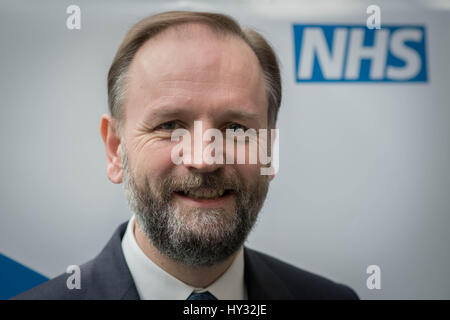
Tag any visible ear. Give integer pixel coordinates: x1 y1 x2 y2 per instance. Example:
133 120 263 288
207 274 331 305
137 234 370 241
100 114 123 184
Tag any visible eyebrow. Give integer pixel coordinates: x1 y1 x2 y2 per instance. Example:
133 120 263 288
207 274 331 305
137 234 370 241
217 109 262 124
145 106 192 122
142 102 262 126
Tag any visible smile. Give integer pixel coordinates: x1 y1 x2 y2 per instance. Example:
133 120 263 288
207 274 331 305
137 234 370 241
175 188 234 199
173 188 235 208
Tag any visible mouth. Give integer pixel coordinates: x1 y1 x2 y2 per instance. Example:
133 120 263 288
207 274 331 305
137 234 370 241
175 188 234 199
173 188 236 208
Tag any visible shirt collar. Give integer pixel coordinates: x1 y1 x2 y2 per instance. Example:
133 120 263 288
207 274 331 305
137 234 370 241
121 215 247 300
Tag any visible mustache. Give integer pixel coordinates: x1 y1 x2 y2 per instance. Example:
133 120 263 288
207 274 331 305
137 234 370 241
161 171 243 194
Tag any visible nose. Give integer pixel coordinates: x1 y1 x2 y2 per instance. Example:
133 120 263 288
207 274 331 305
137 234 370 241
183 120 225 173
186 158 223 173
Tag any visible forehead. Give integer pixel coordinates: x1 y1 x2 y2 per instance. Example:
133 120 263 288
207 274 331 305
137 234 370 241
125 23 268 125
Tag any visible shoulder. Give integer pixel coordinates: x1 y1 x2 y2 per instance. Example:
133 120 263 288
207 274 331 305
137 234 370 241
10 221 137 300
10 260 94 300
244 247 359 300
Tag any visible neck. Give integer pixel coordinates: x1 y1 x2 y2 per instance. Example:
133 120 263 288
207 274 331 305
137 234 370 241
133 218 240 288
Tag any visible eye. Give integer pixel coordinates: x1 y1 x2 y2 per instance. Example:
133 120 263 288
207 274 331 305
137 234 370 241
157 121 179 131
226 123 247 132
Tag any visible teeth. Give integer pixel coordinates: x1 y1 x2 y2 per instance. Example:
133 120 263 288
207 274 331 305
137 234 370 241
182 188 225 199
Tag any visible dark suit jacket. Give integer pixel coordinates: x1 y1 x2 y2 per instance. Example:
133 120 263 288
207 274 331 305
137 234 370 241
12 221 359 300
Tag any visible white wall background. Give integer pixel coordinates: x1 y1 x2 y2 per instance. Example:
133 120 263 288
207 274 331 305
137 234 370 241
1 0 449 299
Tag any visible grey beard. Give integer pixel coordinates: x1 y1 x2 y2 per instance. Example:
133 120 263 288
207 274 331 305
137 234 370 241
121 149 270 267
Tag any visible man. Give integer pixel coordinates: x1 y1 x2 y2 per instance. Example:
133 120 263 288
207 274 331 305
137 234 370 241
13 11 358 300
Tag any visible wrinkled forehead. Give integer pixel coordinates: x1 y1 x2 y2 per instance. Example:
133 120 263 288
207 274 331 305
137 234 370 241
125 23 268 117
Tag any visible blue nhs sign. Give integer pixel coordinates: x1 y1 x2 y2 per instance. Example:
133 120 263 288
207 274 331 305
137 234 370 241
293 25 428 82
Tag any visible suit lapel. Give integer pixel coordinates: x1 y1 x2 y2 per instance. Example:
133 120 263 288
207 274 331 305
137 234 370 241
84 222 140 300
244 246 294 299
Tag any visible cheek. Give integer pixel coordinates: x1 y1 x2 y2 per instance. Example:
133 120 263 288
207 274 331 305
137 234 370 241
134 143 176 183
233 163 262 183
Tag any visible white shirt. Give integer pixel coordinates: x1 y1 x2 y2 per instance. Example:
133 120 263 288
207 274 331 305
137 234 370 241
121 215 248 300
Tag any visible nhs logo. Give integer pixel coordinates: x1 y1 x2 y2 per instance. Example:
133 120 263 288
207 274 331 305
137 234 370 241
293 25 428 82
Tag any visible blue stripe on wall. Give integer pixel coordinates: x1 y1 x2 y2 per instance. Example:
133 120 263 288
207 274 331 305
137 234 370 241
0 253 49 300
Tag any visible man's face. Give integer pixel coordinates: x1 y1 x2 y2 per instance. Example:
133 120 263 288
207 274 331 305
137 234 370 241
120 24 272 266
